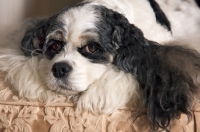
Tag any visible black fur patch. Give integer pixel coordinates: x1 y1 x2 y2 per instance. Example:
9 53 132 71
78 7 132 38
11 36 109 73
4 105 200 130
148 0 171 31
94 5 148 55
21 18 48 56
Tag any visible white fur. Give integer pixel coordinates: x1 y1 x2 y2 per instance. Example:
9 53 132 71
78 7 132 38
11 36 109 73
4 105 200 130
77 67 140 113
60 4 99 44
0 48 63 103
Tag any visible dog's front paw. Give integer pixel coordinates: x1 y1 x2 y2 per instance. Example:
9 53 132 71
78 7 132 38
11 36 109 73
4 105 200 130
76 68 140 114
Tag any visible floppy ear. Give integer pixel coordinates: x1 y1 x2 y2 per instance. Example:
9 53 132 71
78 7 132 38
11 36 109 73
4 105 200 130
142 44 200 131
21 18 48 56
110 11 199 131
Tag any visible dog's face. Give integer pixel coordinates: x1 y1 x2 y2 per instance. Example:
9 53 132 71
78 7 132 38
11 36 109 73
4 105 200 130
31 4 113 95
21 3 146 95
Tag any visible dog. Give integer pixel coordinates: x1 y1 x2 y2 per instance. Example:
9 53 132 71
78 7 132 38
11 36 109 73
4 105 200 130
0 0 200 131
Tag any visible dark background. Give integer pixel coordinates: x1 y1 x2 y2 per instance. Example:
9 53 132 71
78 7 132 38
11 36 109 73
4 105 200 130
25 0 82 18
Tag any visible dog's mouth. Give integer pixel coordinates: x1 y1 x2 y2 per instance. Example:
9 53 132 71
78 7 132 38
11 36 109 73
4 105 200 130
59 85 81 93
59 84 70 89
44 77 84 95
57 84 81 95
59 85 75 91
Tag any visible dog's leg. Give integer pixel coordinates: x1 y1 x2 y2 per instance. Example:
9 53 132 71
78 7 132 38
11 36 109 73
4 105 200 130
76 67 141 114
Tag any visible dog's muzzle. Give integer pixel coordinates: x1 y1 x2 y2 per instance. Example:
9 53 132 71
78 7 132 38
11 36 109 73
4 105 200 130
52 62 72 78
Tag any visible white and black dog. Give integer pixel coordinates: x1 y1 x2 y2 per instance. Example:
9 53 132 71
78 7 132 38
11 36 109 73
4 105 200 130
0 0 200 131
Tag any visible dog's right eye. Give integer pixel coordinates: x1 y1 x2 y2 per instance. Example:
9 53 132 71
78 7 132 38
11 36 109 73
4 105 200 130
47 39 64 53
50 41 63 52
44 39 65 59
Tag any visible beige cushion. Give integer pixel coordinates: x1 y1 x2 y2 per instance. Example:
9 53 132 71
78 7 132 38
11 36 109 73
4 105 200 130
0 75 200 132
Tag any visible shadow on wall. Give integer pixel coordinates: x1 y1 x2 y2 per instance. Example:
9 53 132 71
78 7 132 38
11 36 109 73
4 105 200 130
0 0 81 28
25 0 82 18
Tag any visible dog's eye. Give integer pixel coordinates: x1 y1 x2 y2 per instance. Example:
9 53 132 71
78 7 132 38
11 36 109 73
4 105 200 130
83 42 100 53
48 39 64 53
51 43 62 52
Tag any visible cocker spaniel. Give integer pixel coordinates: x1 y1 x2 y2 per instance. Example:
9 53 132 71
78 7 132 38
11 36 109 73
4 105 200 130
0 0 200 131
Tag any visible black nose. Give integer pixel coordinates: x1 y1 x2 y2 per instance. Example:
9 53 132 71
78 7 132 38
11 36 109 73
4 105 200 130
52 62 72 78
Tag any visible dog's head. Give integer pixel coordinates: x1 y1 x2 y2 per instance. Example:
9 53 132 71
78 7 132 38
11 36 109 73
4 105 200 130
21 3 147 95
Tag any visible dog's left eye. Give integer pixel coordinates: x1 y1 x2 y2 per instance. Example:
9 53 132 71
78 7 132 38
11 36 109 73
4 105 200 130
84 43 98 53
82 42 101 54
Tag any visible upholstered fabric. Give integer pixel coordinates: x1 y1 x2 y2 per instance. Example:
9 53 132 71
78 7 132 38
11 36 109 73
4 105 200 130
0 75 200 132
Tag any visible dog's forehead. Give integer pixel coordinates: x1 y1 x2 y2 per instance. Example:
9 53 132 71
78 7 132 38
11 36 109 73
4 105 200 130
56 3 99 47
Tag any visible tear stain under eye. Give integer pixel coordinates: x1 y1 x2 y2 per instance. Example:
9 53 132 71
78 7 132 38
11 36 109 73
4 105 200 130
38 37 45 49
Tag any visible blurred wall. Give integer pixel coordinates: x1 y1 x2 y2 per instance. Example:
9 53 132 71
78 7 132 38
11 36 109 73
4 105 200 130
0 0 81 29
25 0 82 18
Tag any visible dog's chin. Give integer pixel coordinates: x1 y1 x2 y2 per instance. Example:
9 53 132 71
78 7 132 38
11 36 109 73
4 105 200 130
60 89 80 96
54 87 81 96
47 83 83 96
